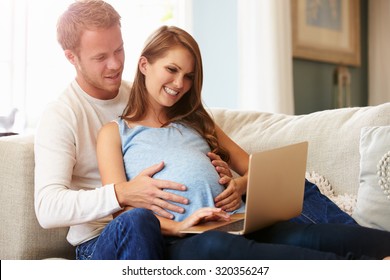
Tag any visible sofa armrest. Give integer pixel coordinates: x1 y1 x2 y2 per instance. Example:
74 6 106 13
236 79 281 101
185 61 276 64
0 134 74 259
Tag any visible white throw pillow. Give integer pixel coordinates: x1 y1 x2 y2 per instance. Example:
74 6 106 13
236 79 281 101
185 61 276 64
352 126 390 231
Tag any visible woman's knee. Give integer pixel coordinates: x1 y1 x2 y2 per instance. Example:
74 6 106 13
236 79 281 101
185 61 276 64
118 208 158 222
95 209 163 259
116 208 160 233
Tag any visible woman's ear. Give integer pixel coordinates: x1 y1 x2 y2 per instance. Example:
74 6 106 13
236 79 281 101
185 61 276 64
138 56 148 74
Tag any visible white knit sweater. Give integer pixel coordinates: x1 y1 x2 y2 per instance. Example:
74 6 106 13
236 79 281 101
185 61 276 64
34 80 130 246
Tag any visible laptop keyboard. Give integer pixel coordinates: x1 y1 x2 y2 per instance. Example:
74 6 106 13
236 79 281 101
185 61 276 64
213 219 244 232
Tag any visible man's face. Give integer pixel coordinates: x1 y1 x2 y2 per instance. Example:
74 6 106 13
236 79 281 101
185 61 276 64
71 25 125 100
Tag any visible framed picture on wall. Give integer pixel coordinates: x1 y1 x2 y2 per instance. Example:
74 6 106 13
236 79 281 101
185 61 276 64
292 0 361 66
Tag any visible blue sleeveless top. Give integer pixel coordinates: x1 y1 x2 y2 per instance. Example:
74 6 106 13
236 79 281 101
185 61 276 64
116 118 245 222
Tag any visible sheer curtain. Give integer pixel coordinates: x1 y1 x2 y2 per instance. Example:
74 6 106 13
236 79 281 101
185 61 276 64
368 0 390 105
237 0 294 114
0 0 29 132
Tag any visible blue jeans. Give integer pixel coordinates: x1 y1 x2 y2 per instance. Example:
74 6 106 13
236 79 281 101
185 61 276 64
291 179 357 224
76 208 164 260
166 223 390 259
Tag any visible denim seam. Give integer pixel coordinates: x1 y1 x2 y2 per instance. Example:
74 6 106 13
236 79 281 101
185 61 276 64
300 212 317 224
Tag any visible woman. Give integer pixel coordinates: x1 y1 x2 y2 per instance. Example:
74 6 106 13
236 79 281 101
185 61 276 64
97 25 390 259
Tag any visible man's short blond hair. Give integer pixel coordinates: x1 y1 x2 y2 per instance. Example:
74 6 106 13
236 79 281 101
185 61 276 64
57 0 121 51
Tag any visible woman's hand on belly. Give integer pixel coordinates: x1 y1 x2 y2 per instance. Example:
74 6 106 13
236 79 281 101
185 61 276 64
214 178 246 212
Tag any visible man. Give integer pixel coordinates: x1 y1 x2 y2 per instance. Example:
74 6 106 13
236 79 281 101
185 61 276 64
34 0 232 260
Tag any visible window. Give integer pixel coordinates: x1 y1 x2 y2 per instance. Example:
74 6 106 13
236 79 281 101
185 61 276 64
1 0 191 132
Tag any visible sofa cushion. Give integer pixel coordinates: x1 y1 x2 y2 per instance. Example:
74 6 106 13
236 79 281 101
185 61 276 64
0 135 74 259
352 126 390 231
210 103 390 197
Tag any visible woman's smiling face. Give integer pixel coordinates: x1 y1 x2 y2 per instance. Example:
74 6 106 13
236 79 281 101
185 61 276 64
140 45 195 112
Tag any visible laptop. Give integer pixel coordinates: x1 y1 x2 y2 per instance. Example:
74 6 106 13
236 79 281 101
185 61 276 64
179 141 308 235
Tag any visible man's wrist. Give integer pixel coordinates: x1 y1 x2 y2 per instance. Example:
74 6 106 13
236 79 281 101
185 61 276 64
113 182 125 208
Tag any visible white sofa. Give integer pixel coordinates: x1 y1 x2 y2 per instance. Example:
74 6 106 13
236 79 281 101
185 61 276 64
1 103 389 259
